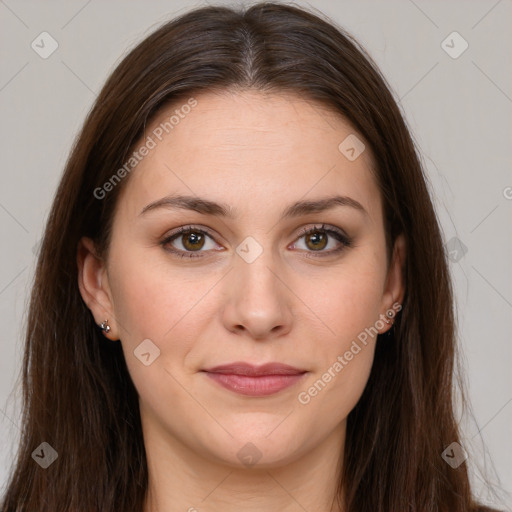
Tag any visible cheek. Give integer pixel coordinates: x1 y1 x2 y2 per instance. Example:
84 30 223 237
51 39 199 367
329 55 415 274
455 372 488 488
107 252 210 411
107 247 211 355
295 280 379 437
292 253 386 422
301 255 387 343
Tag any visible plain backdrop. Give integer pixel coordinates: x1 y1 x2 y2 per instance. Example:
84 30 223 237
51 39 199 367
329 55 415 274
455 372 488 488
0 0 511 508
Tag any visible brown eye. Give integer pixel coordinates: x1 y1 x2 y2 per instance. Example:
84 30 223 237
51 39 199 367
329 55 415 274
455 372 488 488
293 224 352 257
161 226 219 258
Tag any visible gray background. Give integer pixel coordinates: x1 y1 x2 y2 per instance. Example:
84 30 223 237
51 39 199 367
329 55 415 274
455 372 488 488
0 0 510 508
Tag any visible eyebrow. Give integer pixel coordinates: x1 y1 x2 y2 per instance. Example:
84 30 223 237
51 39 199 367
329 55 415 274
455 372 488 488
139 194 368 219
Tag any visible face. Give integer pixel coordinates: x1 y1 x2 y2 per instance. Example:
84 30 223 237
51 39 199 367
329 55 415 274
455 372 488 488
78 89 405 469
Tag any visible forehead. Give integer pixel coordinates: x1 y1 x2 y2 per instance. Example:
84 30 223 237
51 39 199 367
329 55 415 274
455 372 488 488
116 89 382 224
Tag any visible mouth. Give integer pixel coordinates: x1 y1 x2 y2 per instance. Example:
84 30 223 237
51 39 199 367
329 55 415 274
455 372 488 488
201 362 308 397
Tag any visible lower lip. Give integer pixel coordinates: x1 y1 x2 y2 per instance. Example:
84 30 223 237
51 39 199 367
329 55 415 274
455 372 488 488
204 372 306 396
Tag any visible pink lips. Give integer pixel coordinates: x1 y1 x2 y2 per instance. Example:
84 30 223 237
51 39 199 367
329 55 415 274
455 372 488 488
202 362 307 396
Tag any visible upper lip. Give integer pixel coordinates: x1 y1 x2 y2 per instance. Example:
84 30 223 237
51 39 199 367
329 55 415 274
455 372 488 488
202 362 306 376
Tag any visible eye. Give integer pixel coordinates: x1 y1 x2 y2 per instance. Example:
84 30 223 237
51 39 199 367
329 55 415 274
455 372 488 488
160 223 352 259
160 226 220 258
291 224 352 257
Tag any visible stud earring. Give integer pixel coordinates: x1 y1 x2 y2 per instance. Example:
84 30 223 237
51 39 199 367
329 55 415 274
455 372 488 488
385 310 395 325
99 320 111 334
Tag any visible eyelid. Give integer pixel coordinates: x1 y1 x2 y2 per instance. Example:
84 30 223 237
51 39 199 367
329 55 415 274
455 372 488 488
294 223 350 244
165 224 217 240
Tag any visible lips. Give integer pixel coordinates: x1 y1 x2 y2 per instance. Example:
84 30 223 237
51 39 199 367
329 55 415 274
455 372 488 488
204 362 306 376
202 362 307 396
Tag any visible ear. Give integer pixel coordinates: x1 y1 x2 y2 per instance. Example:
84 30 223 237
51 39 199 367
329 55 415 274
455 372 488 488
77 237 119 340
378 233 406 334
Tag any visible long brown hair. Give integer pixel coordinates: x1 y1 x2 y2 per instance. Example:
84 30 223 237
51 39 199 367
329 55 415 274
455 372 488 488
0 2 497 511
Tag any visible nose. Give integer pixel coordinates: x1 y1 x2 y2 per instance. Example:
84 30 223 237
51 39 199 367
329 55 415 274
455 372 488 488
221 248 294 341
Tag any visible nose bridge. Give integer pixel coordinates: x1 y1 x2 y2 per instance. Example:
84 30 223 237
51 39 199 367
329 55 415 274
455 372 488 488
234 237 283 306
238 250 276 293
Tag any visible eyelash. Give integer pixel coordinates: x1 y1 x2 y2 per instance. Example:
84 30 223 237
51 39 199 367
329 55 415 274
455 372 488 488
160 224 353 259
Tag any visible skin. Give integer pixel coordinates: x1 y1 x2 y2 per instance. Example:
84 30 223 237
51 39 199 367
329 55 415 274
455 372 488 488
77 89 405 512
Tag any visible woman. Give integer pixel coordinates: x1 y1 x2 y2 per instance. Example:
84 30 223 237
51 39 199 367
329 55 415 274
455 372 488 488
0 2 500 511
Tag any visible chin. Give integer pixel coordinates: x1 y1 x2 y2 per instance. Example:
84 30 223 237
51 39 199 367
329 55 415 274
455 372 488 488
202 422 310 469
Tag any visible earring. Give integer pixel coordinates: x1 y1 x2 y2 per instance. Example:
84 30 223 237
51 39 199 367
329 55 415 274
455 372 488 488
384 310 394 325
99 320 111 334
